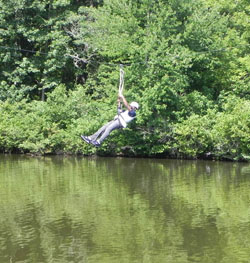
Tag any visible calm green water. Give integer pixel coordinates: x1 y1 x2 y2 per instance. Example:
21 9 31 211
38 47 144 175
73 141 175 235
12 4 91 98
0 155 250 263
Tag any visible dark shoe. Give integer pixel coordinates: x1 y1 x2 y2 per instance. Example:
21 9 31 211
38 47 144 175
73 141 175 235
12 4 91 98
81 135 91 144
91 140 101 147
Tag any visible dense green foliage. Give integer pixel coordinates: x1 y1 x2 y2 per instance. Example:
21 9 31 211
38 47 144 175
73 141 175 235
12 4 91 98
0 0 249 160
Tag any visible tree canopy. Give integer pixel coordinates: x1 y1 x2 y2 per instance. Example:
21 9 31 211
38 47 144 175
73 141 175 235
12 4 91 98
0 0 249 160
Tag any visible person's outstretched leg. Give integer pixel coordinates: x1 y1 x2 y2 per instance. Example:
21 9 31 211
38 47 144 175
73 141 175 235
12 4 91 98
97 119 122 144
89 120 113 141
81 121 112 144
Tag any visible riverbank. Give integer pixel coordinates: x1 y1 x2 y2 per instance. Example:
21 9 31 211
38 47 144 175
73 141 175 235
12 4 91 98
0 150 248 162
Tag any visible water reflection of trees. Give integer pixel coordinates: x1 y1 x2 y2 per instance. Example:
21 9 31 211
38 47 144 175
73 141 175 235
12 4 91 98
0 155 250 262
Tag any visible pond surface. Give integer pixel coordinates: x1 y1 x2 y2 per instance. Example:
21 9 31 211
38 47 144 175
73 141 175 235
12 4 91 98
0 155 250 263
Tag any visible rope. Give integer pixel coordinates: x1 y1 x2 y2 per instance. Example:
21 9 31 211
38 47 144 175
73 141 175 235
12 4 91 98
117 65 125 127
118 65 125 96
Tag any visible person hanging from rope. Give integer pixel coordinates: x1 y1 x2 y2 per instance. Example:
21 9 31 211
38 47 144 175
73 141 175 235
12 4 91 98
81 94 139 147
81 66 139 147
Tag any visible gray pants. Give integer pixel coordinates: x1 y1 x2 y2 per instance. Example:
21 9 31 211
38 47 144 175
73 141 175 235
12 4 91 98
90 119 122 143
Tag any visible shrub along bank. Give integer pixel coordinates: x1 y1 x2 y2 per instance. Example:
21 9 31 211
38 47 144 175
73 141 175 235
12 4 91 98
0 85 249 161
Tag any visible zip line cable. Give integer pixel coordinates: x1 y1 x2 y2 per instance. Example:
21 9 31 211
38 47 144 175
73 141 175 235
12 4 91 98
0 45 48 55
0 44 249 68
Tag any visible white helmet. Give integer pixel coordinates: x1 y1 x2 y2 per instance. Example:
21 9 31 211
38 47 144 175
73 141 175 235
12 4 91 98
130 101 139 109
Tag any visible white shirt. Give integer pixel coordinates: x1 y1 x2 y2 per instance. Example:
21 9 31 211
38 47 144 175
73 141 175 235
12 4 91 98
115 110 136 128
